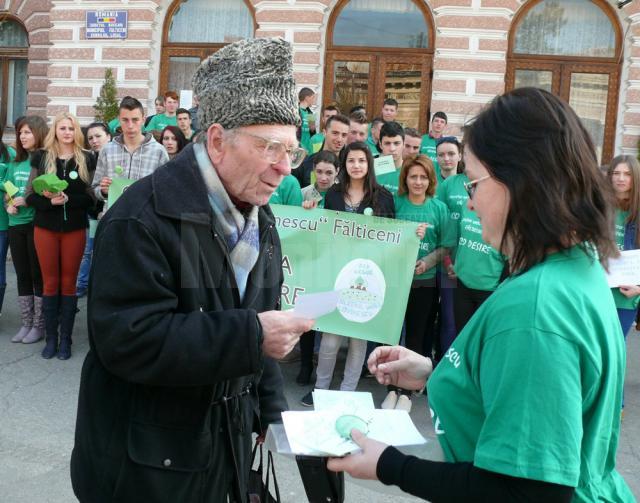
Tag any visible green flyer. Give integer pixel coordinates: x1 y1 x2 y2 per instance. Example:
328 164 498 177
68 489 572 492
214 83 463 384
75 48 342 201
107 178 136 208
272 204 419 345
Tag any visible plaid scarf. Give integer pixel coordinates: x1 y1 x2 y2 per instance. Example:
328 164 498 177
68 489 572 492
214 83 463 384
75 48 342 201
194 143 260 301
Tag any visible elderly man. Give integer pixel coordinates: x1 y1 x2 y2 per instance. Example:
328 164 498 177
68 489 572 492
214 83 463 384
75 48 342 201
71 38 314 502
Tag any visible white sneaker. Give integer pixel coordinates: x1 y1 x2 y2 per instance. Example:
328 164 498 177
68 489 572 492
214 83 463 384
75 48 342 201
395 394 412 413
381 390 398 409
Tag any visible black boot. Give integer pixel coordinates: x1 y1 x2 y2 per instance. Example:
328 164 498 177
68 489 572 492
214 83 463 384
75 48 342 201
41 295 60 359
296 330 315 386
58 295 78 360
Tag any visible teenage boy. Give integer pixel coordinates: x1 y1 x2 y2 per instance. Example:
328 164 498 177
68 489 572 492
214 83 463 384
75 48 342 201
295 114 349 188
298 87 316 153
420 111 448 161
347 111 368 144
176 108 195 141
376 121 404 195
403 127 422 158
309 105 339 153
93 96 169 210
145 91 179 132
381 98 398 122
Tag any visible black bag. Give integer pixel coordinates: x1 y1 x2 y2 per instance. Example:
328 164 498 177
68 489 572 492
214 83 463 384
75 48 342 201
248 441 281 503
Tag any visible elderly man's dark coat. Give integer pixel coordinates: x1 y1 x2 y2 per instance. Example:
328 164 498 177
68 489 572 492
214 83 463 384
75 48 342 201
71 145 287 502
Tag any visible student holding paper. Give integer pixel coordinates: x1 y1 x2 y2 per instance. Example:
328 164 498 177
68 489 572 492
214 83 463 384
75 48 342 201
301 142 394 407
608 155 640 337
328 88 633 502
4 116 48 344
26 112 96 360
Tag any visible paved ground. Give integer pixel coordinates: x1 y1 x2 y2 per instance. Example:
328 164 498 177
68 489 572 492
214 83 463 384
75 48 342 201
0 269 638 502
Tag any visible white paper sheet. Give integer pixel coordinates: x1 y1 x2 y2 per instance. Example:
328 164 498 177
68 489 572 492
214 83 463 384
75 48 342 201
281 409 426 457
374 155 396 176
606 249 640 287
293 290 340 319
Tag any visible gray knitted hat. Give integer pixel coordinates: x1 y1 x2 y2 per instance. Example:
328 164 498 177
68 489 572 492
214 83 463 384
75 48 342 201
192 38 301 131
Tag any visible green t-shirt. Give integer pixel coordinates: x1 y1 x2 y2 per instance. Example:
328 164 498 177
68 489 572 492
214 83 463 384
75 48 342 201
612 209 640 309
453 204 505 291
428 245 634 502
376 169 400 195
269 175 303 207
299 107 313 154
144 113 178 132
365 137 380 156
394 195 456 280
0 146 16 231
435 173 468 222
309 133 324 154
108 117 120 135
3 157 35 227
419 134 438 163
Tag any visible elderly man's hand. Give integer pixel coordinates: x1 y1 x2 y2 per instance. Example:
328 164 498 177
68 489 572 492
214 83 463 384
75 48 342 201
258 311 315 359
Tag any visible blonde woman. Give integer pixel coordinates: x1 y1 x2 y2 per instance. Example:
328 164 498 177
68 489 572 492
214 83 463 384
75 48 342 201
26 112 96 360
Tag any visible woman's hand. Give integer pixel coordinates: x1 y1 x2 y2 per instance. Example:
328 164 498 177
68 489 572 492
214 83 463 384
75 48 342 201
327 430 388 480
447 263 457 279
368 345 432 391
414 259 427 276
12 196 26 208
302 200 318 210
50 193 68 206
619 285 640 298
6 204 17 215
416 223 427 240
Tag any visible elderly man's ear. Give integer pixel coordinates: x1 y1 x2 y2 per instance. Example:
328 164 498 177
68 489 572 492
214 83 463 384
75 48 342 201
206 124 226 164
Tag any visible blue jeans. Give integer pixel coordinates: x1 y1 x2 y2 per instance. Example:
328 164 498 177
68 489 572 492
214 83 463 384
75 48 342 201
0 229 8 287
617 308 636 340
76 231 94 291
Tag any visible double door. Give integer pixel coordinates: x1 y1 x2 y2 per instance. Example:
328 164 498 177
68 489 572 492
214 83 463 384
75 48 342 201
507 60 619 163
324 52 432 132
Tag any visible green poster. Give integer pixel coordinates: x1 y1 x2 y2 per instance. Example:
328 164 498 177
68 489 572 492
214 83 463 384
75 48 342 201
272 204 419 345
107 178 136 208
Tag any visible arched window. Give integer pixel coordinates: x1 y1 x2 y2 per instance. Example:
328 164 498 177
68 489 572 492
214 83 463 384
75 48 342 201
324 0 434 131
506 0 622 163
160 0 256 95
0 17 28 128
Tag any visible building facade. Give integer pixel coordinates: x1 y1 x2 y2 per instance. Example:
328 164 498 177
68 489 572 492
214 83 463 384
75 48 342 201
1 0 638 163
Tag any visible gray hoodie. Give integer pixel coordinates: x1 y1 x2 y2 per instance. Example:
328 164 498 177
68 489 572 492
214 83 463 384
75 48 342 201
92 133 169 205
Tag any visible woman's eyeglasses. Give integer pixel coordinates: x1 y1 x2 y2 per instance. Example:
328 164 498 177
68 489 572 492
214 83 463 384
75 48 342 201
463 175 491 199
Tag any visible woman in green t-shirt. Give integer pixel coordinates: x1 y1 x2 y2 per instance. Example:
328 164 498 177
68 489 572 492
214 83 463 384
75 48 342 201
4 116 48 344
383 154 455 412
607 155 640 337
327 88 633 502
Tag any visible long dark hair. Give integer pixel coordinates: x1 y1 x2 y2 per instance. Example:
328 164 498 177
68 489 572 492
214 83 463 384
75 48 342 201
337 142 384 213
464 87 617 272
608 155 640 246
15 116 49 162
161 125 187 154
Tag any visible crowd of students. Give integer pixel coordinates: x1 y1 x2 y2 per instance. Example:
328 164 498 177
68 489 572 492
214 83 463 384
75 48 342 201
0 93 193 360
279 89 639 415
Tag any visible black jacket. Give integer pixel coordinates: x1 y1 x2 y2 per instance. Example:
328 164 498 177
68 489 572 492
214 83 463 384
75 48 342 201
324 184 395 218
71 145 287 503
25 149 96 232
